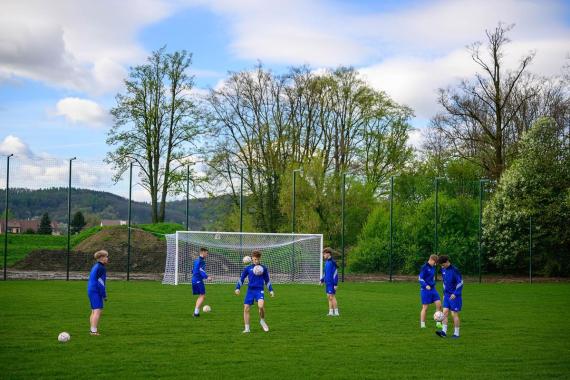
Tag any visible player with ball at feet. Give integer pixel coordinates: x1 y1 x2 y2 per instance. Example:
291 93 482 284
419 254 442 329
436 255 463 339
235 250 274 333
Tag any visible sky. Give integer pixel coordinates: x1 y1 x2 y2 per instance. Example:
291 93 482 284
0 0 569 201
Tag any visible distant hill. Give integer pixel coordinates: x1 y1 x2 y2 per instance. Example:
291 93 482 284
0 188 235 230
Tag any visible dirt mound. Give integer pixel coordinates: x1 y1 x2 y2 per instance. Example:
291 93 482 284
13 227 167 273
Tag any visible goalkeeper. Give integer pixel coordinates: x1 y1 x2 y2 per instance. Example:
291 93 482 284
235 251 274 333
320 247 339 316
191 247 209 317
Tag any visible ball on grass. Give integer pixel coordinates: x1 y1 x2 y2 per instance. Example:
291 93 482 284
203 305 211 313
58 332 71 343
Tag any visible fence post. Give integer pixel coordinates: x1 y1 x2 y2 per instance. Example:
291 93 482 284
127 162 133 281
341 173 346 282
529 216 533 284
3 154 13 280
389 176 394 282
186 165 190 230
66 157 76 281
240 168 244 233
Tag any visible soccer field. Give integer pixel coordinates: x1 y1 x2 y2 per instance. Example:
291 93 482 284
1 281 569 379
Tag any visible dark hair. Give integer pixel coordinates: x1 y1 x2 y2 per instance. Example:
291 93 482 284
323 247 333 254
252 250 261 258
437 255 450 265
200 247 209 253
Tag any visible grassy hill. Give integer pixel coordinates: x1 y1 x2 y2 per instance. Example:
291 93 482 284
0 188 234 227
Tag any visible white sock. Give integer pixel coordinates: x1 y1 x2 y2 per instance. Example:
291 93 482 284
194 307 199 315
90 326 97 333
420 321 426 328
260 319 265 324
334 308 339 315
442 324 448 333
329 309 334 315
454 327 460 336
244 324 250 331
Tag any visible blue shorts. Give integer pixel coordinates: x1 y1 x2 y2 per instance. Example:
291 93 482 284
88 291 104 309
244 288 265 305
192 280 206 295
443 294 462 312
325 283 336 295
420 288 440 305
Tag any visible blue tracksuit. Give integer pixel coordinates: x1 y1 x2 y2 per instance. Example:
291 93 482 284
236 264 273 305
441 265 463 312
191 256 208 295
419 262 440 304
320 257 338 294
87 262 106 309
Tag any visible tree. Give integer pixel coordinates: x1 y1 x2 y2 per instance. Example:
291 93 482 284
71 211 86 234
107 47 204 223
431 24 536 180
483 118 570 276
38 212 52 235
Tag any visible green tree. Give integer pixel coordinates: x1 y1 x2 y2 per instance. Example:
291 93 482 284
71 211 86 234
38 212 52 235
107 47 204 223
483 117 570 276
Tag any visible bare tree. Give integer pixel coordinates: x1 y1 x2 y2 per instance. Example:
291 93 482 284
432 24 536 179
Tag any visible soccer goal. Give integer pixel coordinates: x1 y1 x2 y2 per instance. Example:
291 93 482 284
162 231 323 285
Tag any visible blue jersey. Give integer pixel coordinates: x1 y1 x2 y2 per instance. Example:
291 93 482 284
87 262 107 298
441 265 463 297
236 265 273 292
192 256 208 282
320 258 338 285
418 262 436 290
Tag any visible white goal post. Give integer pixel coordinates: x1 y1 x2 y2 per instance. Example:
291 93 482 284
163 231 323 285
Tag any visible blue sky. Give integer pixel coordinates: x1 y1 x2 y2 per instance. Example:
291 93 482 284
0 0 569 200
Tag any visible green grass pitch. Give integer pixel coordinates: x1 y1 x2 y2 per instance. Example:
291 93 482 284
1 281 569 379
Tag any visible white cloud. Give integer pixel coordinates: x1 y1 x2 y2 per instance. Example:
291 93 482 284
54 97 110 127
0 0 175 94
0 135 34 157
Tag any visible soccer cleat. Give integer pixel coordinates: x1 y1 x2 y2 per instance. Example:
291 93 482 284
89 331 100 336
435 331 447 338
327 313 334 316
436 322 443 329
193 313 200 318
260 320 269 332
242 329 250 333
451 334 460 339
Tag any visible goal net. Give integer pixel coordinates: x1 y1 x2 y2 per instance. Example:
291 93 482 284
162 231 323 285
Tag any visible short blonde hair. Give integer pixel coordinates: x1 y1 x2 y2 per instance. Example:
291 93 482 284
94 250 109 260
429 254 438 262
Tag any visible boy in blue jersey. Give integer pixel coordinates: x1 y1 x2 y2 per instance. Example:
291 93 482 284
87 250 109 336
192 247 209 317
436 255 463 338
235 250 274 333
419 254 442 328
320 247 339 316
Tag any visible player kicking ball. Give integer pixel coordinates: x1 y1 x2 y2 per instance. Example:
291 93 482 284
436 255 463 339
191 247 210 317
320 247 339 316
235 250 274 333
419 254 442 328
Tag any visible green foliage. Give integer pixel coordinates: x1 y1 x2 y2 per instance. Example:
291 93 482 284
71 211 86 234
0 234 66 267
483 118 570 276
70 226 103 247
137 223 185 236
38 212 52 235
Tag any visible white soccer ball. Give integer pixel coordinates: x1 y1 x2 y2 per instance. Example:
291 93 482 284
202 305 211 313
253 265 264 276
242 255 252 264
434 311 445 322
58 332 71 343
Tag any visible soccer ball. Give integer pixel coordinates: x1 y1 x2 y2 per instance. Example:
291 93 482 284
433 311 445 322
202 305 211 313
242 255 252 264
253 265 264 276
58 332 71 343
